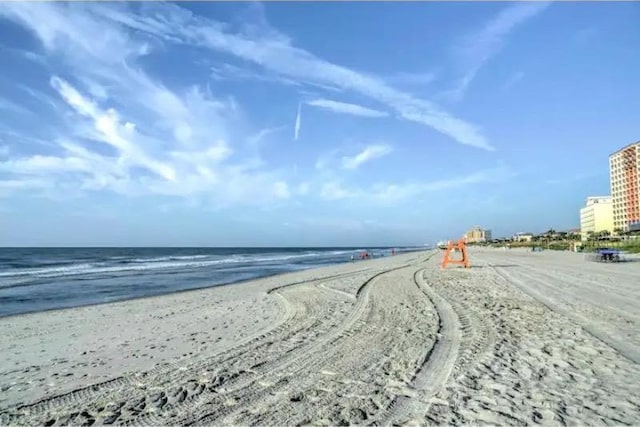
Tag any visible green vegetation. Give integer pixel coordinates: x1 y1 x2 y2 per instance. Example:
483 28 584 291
580 239 640 253
479 228 640 253
548 242 572 251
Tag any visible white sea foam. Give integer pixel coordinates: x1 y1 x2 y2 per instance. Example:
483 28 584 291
0 250 361 283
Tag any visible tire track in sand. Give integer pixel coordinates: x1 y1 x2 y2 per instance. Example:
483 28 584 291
59 267 404 426
493 266 640 365
0 271 372 425
381 267 461 426
185 264 413 426
0 261 421 426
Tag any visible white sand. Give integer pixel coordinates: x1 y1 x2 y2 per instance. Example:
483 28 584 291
1 248 639 426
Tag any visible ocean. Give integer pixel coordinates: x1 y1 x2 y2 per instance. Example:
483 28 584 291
0 247 421 318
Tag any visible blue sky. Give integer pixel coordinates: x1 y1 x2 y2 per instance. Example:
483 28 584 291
0 1 638 246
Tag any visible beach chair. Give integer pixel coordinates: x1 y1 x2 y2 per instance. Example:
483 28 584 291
588 248 622 262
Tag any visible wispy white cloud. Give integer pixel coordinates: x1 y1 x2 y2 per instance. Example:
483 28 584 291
0 2 519 209
89 2 494 150
0 2 148 64
0 178 53 195
0 127 57 150
294 102 302 141
341 144 393 170
318 163 513 202
306 98 388 118
320 181 356 200
0 2 296 206
386 71 437 86
210 62 341 93
51 76 177 181
0 44 48 67
211 62 294 85
315 144 392 171
447 2 550 101
17 84 63 112
247 125 286 147
0 97 32 115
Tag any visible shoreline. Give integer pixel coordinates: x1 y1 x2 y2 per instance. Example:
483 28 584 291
1 248 639 425
0 263 347 321
0 248 426 320
0 251 430 411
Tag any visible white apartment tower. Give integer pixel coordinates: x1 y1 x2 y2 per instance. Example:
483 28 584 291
609 142 640 231
579 196 613 240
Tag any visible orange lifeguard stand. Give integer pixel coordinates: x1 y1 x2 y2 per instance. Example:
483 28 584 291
441 239 470 269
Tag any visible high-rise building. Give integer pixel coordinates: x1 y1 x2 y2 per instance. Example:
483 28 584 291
464 226 492 243
579 196 614 240
610 142 640 231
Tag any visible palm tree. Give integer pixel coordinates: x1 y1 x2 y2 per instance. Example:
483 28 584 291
545 228 556 240
614 228 624 236
599 230 611 239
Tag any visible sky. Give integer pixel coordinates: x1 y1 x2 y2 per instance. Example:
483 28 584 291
0 1 639 247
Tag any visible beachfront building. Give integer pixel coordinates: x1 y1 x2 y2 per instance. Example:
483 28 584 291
579 196 614 240
464 226 492 243
512 232 533 242
610 141 640 232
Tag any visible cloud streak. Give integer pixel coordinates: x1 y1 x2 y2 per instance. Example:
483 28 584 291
294 102 301 141
306 98 388 118
319 163 513 202
0 2 522 214
91 2 494 150
51 76 177 182
0 97 32 115
247 125 286 147
0 2 297 206
386 71 437 86
341 144 393 170
210 62 341 93
448 2 550 100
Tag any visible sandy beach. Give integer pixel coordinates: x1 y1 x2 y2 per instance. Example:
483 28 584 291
1 248 639 426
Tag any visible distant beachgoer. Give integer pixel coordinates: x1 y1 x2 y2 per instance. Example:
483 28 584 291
350 254 354 262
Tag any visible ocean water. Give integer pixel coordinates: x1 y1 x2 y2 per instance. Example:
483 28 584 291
0 247 421 318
